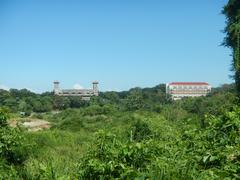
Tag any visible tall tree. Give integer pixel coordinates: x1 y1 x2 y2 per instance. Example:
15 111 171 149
223 0 240 97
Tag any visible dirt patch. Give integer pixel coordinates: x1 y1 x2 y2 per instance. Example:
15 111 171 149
22 119 51 132
9 119 51 132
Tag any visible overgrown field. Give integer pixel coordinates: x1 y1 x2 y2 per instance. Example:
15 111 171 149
0 84 239 179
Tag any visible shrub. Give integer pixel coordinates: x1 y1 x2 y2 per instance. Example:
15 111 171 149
77 130 158 179
130 119 152 142
82 105 115 116
0 109 32 178
182 106 240 178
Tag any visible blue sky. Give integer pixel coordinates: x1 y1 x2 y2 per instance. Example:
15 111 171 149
0 0 232 92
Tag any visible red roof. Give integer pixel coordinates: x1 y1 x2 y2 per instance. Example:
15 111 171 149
169 82 209 85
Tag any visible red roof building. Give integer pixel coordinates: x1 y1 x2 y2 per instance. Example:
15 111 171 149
169 82 209 86
166 82 211 100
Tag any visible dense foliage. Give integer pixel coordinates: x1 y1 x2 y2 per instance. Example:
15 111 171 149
223 0 240 96
0 84 168 115
0 83 238 179
0 109 30 179
0 83 234 116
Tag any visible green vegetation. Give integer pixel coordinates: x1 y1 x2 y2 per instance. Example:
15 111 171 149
0 83 239 179
0 1 239 179
0 109 31 179
223 0 240 97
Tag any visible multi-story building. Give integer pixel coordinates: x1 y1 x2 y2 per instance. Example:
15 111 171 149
166 82 211 100
53 81 99 100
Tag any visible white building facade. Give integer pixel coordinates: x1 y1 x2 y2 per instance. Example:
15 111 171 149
53 81 99 100
166 82 211 100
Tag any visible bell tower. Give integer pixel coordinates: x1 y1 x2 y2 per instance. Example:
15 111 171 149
53 81 60 95
92 81 99 96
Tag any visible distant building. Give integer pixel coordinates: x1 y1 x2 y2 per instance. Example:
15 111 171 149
166 82 211 100
53 81 99 100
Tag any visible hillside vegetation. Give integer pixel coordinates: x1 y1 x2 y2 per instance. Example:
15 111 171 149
0 83 239 179
1 1 240 179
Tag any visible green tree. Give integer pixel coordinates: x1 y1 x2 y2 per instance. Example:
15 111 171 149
53 96 70 110
18 100 32 116
101 91 120 104
41 96 53 112
125 91 144 111
223 0 240 97
0 90 10 106
69 97 88 108
4 98 18 112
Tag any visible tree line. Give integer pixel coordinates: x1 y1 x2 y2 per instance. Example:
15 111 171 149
0 83 235 116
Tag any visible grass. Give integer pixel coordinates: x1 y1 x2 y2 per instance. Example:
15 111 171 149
23 130 90 179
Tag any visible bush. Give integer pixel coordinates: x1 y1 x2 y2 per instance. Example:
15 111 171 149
0 110 8 127
182 106 240 178
82 105 115 116
0 109 32 177
77 130 158 179
130 119 152 142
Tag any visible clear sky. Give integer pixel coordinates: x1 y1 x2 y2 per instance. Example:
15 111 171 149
0 0 232 92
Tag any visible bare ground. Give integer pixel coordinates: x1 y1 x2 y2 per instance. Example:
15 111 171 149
9 119 51 132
